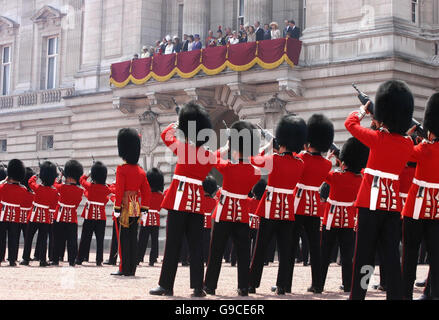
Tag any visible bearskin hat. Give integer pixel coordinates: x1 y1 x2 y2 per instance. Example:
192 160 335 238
147 168 165 193
374 80 414 135
7 159 25 182
0 167 6 181
91 161 107 185
178 102 212 147
340 137 369 174
307 114 334 153
229 121 260 158
21 167 35 190
424 92 439 138
64 160 84 184
39 161 58 186
252 179 267 200
275 115 308 153
117 128 141 165
202 175 218 197
320 182 330 201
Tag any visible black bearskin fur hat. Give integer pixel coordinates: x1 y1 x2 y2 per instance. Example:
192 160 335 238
424 92 439 138
0 167 6 181
275 115 308 153
178 102 212 147
229 121 260 158
252 179 267 201
91 161 108 185
22 167 34 190
64 160 84 184
40 161 58 187
340 137 369 174
202 175 218 197
374 80 414 135
147 168 165 193
307 114 334 153
117 128 141 165
7 159 25 182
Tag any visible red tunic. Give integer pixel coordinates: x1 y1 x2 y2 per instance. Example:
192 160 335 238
0 182 27 223
248 198 261 229
53 183 84 224
212 156 260 224
293 152 332 217
203 196 218 229
160 123 216 214
251 152 304 220
28 176 59 224
402 141 439 220
322 170 363 230
80 175 112 221
114 164 151 214
140 192 164 227
399 165 416 207
20 190 35 224
345 112 414 212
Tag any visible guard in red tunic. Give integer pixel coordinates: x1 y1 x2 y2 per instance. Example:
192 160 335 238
112 128 151 276
399 162 416 208
248 179 267 261
204 121 261 296
288 114 334 294
321 137 369 293
0 159 27 266
201 176 218 265
51 160 84 266
21 161 59 267
150 102 216 297
137 168 164 266
18 168 35 244
248 115 308 295
76 161 113 266
347 80 414 300
402 92 439 300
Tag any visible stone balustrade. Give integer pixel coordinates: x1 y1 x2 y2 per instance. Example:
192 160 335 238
0 87 75 110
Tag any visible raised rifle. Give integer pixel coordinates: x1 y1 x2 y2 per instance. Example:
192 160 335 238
172 97 180 115
256 124 280 151
352 83 427 139
329 143 341 158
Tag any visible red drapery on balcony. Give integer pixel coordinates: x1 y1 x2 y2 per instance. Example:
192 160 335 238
110 38 302 88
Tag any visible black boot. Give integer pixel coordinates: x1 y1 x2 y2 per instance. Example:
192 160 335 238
149 286 173 296
20 259 29 266
40 261 49 267
104 260 116 265
307 286 323 294
237 288 248 296
9 261 17 267
192 288 206 298
248 286 256 294
204 286 216 295
276 287 286 295
111 270 124 276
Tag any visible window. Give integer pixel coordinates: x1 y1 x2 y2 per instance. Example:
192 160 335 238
1 46 11 96
411 0 418 23
46 37 58 89
0 139 6 153
238 0 245 27
178 4 184 40
40 134 54 151
303 0 307 30
435 43 438 56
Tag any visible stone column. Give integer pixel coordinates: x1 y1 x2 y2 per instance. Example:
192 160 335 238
182 0 210 43
244 0 272 26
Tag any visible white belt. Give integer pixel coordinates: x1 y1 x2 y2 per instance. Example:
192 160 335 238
172 174 203 211
30 202 49 222
364 168 399 181
148 209 159 214
57 202 76 222
399 193 408 199
295 183 320 192
326 198 354 231
266 186 294 195
204 212 212 216
293 183 320 214
87 201 105 206
412 178 439 220
266 186 294 219
215 189 248 223
21 207 32 211
365 168 399 211
1 201 20 207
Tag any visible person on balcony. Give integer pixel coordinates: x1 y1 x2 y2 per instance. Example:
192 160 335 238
263 24 271 40
173 36 182 53
154 40 162 54
216 29 226 46
164 36 174 55
141 46 150 58
229 31 240 45
287 20 300 39
182 34 189 52
255 21 264 41
206 30 214 48
187 35 194 51
283 20 290 38
270 22 281 40
192 34 202 51
247 26 256 42
239 31 248 43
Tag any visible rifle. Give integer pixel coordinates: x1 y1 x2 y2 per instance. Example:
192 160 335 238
172 97 180 115
329 143 341 158
92 155 96 164
222 120 231 138
352 83 427 139
256 124 280 151
0 160 6 170
55 162 64 176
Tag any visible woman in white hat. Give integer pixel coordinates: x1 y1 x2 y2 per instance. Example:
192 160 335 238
164 35 174 55
270 22 281 39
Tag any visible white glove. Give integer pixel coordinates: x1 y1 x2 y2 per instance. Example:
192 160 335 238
141 212 147 224
113 211 120 218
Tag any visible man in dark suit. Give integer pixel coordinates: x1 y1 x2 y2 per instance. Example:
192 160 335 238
182 34 189 52
255 21 264 41
287 20 300 39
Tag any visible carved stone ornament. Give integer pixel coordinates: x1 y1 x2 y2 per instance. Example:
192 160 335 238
0 16 19 36
31 5 65 29
264 93 288 114
139 109 160 155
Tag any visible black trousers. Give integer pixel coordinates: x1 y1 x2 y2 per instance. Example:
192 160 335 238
402 217 439 300
204 221 250 290
108 218 119 264
266 238 277 263
52 222 78 264
288 215 322 291
296 226 310 263
22 222 51 262
159 210 204 290
249 229 258 261
203 228 211 264
137 225 159 264
77 219 106 264
0 222 20 263
321 228 355 291
249 218 294 290
180 235 189 264
119 217 139 275
350 208 403 300
223 238 233 262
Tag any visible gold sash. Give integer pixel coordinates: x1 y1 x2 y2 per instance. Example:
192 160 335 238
120 191 140 228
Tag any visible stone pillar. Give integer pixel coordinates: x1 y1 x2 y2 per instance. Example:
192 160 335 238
244 0 272 26
183 0 210 43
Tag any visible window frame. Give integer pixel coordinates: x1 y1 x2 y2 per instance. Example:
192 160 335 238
0 138 7 153
38 133 54 151
411 0 418 24
237 0 245 27
46 36 59 90
1 45 12 96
